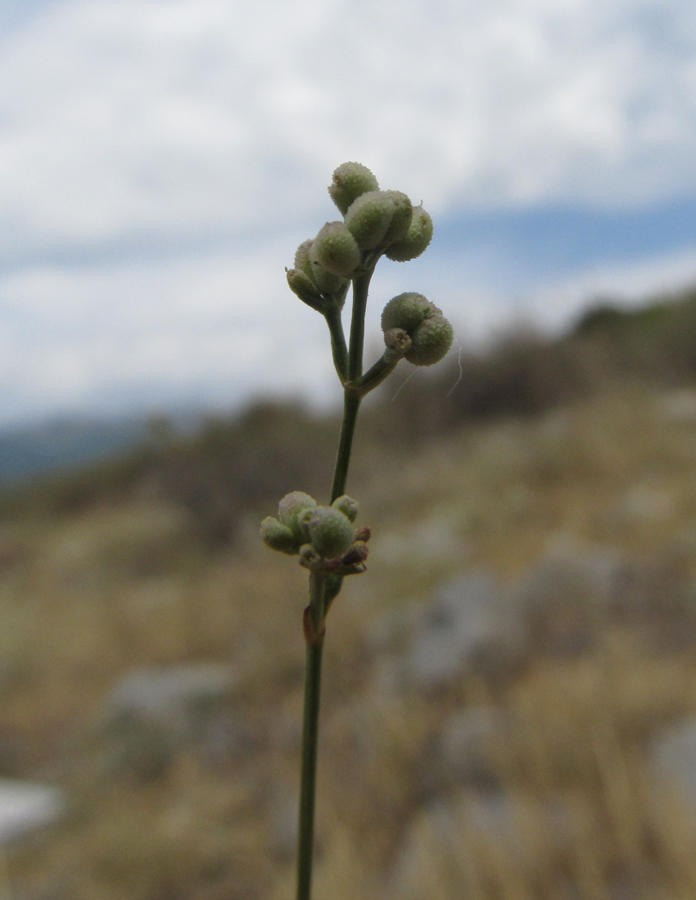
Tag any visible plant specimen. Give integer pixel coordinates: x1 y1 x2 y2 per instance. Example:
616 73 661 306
261 162 453 900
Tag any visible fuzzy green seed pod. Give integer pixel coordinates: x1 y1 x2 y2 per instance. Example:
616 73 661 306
278 491 317 543
344 191 398 250
305 506 355 559
311 265 347 296
381 292 434 333
294 238 346 296
310 222 361 278
294 239 314 278
381 293 453 367
385 205 433 261
260 517 300 555
405 313 454 366
286 268 325 312
381 191 413 245
331 494 358 523
310 262 348 296
329 162 380 215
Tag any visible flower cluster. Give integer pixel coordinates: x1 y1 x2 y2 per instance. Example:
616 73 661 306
265 162 455 581
260 491 369 575
286 162 440 348
265 162 459 897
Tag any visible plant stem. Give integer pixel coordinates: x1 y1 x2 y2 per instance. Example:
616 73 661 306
324 306 348 384
331 390 361 502
347 271 372 382
296 571 326 900
296 267 374 900
330 268 377 501
355 354 399 396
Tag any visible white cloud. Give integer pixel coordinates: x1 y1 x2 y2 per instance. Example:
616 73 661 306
410 241 696 347
1 228 693 426
0 0 694 253
0 233 345 423
0 0 695 422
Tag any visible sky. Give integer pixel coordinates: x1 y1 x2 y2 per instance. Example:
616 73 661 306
0 0 695 425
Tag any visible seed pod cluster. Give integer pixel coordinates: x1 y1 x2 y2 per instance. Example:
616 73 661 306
381 292 454 366
260 491 367 565
286 162 434 313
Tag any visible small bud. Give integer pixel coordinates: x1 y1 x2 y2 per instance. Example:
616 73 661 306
383 327 412 358
310 222 361 278
329 162 379 215
381 191 413 245
278 491 317 543
385 205 433 261
299 543 322 569
260 517 300 555
341 543 369 567
325 542 368 574
305 506 355 559
296 506 315 542
344 191 398 250
353 525 371 543
381 292 433 334
331 494 358 523
406 313 454 366
286 268 325 312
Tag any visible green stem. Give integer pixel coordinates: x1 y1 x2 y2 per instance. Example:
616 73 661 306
328 268 376 501
355 354 399 396
296 265 374 900
296 572 325 900
331 390 361 502
324 306 348 384
347 270 373 382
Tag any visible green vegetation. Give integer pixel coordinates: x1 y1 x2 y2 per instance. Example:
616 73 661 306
6 283 696 538
1 279 696 899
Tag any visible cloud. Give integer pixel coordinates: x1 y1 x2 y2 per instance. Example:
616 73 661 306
1 0 695 255
0 0 695 423
2 225 693 426
0 231 346 423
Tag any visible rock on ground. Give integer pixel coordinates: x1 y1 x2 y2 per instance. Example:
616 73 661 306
0 779 63 843
508 545 624 656
102 663 255 778
428 707 513 791
388 790 579 900
650 716 696 814
400 570 528 690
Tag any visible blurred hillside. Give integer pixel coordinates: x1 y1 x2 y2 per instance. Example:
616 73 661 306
6 283 696 542
3 286 696 899
0 419 149 485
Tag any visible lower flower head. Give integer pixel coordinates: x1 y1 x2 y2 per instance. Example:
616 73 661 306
302 506 355 559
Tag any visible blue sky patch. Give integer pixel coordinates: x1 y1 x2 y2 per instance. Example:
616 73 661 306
435 195 696 288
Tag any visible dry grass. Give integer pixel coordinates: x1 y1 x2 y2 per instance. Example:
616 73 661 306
2 384 696 898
